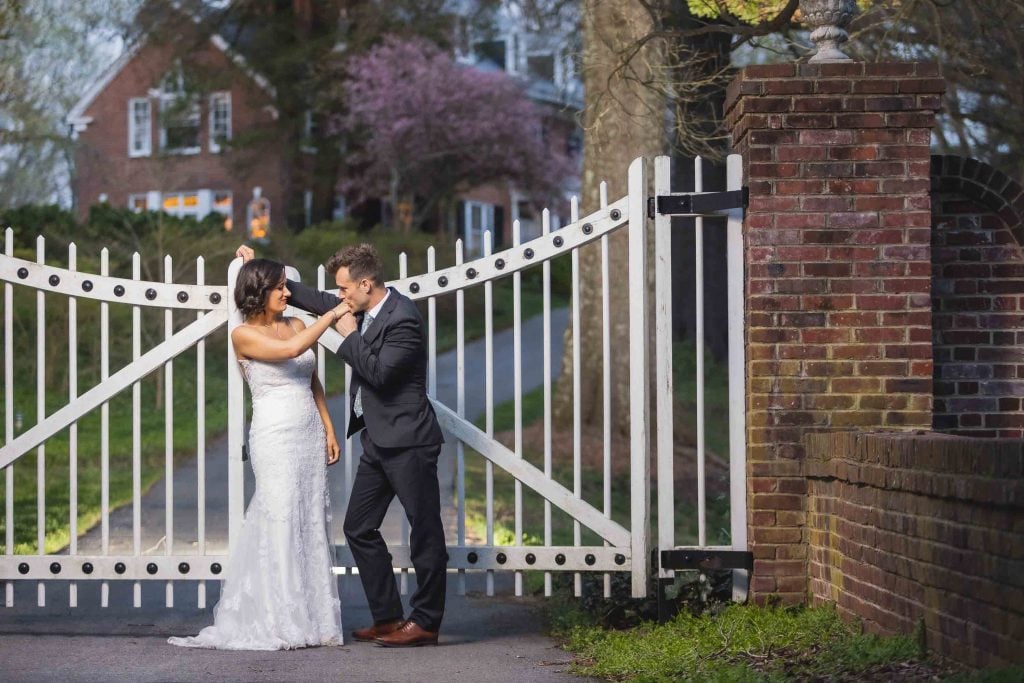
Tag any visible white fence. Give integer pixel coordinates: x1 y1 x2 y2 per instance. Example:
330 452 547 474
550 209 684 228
0 156 746 607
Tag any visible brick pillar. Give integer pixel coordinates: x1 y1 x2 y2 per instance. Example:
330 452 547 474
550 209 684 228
723 62 946 604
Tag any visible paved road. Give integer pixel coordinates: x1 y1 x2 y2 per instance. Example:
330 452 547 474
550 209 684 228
0 574 587 683
1 309 573 682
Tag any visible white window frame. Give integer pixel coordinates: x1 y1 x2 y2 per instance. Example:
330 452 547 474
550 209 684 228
127 98 151 158
463 200 495 255
160 191 203 219
128 193 149 213
159 64 201 155
208 92 231 153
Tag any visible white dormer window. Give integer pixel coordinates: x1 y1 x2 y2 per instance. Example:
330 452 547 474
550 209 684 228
209 92 231 152
128 98 151 157
159 64 200 154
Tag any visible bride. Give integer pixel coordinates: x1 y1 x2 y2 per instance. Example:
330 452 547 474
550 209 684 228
169 258 349 650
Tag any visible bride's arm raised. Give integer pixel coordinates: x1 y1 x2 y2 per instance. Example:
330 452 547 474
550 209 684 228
231 305 349 362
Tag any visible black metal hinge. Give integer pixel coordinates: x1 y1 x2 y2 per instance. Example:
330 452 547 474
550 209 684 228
647 188 749 219
657 548 754 572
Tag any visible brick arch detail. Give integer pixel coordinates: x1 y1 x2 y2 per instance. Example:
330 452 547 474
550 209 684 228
929 154 1024 438
930 154 1024 247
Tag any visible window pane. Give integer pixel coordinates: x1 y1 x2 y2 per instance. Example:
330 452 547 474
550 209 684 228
527 54 555 82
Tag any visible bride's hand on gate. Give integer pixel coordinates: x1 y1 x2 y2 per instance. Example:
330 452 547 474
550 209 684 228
326 432 341 466
235 245 255 263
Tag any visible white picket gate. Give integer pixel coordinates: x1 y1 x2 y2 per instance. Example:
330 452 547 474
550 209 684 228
0 156 747 608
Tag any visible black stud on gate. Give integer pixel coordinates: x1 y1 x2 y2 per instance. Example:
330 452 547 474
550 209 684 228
16 268 27 279
467 552 478 564
82 280 93 292
209 292 221 304
177 291 189 303
113 285 125 297
555 553 566 566
82 562 94 575
49 275 60 287
178 562 190 575
50 562 61 574
17 562 29 575
614 554 626 566
409 282 420 294
496 553 507 565
585 554 596 566
525 553 536 565
146 562 158 575
609 209 621 221
495 258 506 270
211 562 222 575
145 288 157 301
114 562 126 574
553 236 564 248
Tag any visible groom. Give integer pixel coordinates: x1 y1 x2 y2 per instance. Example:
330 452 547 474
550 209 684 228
236 243 447 648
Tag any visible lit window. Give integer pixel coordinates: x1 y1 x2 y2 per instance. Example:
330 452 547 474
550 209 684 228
209 92 231 152
128 98 151 157
128 194 148 212
161 191 201 218
212 190 233 230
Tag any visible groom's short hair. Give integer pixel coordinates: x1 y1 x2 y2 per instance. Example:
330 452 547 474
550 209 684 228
326 243 384 286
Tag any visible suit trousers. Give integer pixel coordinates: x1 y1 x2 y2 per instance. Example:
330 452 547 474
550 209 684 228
343 431 447 632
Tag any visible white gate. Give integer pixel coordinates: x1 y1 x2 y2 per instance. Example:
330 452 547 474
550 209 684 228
0 156 747 607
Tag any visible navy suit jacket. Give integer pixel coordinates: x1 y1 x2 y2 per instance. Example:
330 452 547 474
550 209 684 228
286 280 444 448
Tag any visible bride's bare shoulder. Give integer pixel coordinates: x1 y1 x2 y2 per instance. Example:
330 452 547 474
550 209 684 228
284 316 306 332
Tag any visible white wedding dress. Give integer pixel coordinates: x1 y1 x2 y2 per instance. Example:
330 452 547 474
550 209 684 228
169 349 343 650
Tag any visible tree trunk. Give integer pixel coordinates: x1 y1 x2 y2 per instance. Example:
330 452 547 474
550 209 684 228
552 0 667 436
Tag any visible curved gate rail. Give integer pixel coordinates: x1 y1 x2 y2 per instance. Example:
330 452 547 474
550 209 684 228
1 155 748 608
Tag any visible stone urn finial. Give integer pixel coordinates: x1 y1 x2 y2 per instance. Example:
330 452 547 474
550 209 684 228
800 0 858 62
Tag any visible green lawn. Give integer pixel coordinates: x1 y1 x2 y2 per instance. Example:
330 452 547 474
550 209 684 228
549 601 977 682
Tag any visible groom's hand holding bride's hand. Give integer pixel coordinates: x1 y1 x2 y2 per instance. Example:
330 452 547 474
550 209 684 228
332 302 358 337
326 431 341 466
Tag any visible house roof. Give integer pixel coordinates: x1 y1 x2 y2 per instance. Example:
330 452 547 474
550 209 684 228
66 0 276 132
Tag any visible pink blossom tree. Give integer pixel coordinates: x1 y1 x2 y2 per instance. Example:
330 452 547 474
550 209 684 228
342 36 574 233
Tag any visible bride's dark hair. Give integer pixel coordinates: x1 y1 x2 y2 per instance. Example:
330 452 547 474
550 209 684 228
234 258 286 319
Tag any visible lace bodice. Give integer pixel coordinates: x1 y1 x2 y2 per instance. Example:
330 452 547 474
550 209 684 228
238 349 317 401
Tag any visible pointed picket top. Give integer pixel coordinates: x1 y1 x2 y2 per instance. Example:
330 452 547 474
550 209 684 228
164 254 173 283
426 245 435 271
68 243 77 270
599 181 608 208
455 238 463 266
36 234 45 264
100 247 109 276
398 251 407 278
132 252 140 278
694 155 704 193
542 208 551 235
4 227 12 255
483 230 492 256
570 196 579 222
513 219 521 246
196 255 205 284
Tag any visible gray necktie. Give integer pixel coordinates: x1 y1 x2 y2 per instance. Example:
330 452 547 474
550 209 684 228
352 313 374 418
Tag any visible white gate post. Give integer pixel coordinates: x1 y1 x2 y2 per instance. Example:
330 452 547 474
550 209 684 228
726 153 749 601
653 155 674 579
628 157 651 597
226 259 244 554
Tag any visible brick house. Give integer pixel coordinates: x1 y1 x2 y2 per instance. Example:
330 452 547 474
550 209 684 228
67 6 581 248
67 10 286 236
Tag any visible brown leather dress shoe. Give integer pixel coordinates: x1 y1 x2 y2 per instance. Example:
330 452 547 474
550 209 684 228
373 620 439 648
352 619 406 642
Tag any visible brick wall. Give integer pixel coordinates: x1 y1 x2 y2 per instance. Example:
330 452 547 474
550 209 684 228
723 62 945 603
930 155 1024 437
805 431 1024 667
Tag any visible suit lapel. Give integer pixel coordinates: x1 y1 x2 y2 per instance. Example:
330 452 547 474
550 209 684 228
360 287 398 346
